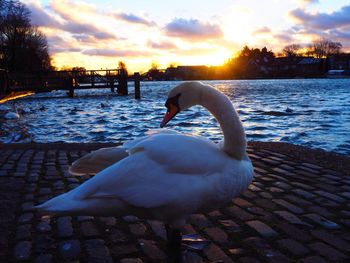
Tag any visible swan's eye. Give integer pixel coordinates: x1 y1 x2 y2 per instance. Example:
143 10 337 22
165 93 181 109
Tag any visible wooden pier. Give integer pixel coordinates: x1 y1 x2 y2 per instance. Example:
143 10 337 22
0 69 141 98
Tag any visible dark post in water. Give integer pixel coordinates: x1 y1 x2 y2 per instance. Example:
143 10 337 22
117 68 128 95
134 72 140 99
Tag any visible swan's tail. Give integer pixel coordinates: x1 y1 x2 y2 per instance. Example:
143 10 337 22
35 192 126 217
35 193 87 216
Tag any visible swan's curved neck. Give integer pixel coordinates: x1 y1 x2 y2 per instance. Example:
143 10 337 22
199 86 247 160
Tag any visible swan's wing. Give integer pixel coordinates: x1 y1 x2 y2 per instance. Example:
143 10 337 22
73 134 230 207
69 147 128 176
69 130 180 176
123 128 181 149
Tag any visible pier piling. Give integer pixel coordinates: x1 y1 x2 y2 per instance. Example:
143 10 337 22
117 69 128 95
134 72 140 99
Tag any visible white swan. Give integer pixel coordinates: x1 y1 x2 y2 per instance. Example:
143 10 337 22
36 81 254 259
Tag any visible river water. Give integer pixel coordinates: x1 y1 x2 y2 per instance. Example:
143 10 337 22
1 79 349 155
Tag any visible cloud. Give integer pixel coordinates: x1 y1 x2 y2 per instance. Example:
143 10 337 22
93 32 116 40
298 0 319 5
273 33 294 43
165 18 223 40
290 5 350 30
253 26 271 35
111 12 156 27
25 1 59 27
82 49 151 57
47 35 82 53
50 0 97 21
61 22 98 34
148 40 177 49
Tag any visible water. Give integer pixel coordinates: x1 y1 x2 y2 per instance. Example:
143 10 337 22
1 79 349 156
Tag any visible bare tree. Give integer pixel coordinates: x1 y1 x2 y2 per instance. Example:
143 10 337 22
0 0 52 72
308 38 342 58
282 44 301 57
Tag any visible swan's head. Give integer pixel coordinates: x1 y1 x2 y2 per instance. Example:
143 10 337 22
160 81 203 127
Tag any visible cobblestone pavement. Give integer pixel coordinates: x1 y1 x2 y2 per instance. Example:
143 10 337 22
0 143 349 263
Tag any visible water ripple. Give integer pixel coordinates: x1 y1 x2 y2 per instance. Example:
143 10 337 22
0 79 349 155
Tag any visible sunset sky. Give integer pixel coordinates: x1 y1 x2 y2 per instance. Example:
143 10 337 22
23 0 350 72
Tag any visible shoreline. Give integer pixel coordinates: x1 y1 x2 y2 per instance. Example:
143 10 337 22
1 141 348 176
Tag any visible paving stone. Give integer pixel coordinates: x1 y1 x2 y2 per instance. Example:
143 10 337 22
272 199 304 214
291 189 315 199
85 239 113 263
246 220 278 238
16 224 32 240
188 214 212 228
129 223 147 236
233 198 253 207
311 229 350 252
108 228 128 243
239 257 262 263
36 221 51 233
99 217 116 227
182 251 203 263
81 221 100 237
313 190 346 203
277 238 310 256
123 215 140 223
275 222 312 242
309 242 347 261
219 219 241 233
226 205 255 221
303 214 340 229
147 220 167 240
14 241 31 261
138 239 166 261
204 243 233 263
34 253 53 263
228 247 247 256
34 234 55 253
59 240 81 259
111 244 139 257
274 211 312 228
57 216 73 237
243 237 290 263
300 256 328 263
77 215 94 221
204 227 229 245
18 213 33 224
120 258 143 263
307 206 334 218
21 201 34 212
207 209 222 218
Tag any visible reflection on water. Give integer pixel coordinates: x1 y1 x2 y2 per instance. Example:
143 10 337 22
0 79 349 155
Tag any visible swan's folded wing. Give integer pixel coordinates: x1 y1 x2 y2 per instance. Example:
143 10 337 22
69 147 128 175
74 134 228 208
69 130 180 176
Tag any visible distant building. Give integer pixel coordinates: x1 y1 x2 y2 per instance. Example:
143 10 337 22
328 54 350 70
165 65 209 80
327 69 350 78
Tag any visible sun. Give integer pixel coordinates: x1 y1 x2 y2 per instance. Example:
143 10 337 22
222 5 256 45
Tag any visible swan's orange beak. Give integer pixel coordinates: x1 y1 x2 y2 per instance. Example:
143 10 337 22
160 104 179 128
